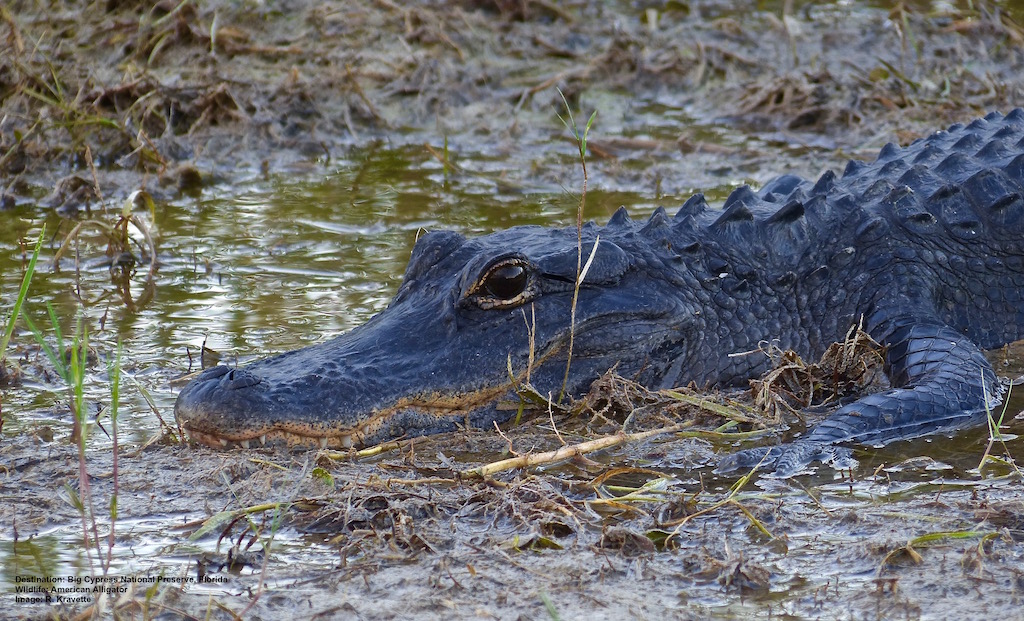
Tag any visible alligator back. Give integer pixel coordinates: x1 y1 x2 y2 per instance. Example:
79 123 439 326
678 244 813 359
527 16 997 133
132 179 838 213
703 110 1024 473
632 109 1024 390
800 110 1024 349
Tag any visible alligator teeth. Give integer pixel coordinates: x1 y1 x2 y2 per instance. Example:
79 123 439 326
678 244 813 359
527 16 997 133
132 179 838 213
240 440 250 449
341 435 353 449
219 438 228 447
259 435 267 446
319 437 328 449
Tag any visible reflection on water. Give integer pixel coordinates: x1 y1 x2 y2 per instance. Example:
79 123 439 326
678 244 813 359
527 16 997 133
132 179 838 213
0 518 327 603
2 536 68 590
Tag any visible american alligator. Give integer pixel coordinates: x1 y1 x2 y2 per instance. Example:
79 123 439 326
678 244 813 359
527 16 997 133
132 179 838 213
175 110 1024 475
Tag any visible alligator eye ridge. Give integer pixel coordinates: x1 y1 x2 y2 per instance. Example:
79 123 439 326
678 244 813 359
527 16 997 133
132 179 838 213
471 258 536 309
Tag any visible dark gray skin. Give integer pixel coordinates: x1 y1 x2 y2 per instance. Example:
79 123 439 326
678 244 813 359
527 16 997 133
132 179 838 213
175 110 1024 474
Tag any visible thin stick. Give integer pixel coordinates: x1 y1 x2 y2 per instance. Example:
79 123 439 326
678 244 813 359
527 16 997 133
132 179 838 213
461 422 694 478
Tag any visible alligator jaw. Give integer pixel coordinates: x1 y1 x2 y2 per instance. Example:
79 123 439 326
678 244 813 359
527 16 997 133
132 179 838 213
176 376 522 451
182 426 358 450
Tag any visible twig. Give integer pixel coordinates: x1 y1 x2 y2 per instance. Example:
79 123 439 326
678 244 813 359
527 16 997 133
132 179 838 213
548 391 566 446
383 477 458 486
493 420 520 456
461 422 694 478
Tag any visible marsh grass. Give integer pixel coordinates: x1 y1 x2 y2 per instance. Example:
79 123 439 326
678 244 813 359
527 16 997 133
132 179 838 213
555 88 598 405
976 379 1019 475
1 14 173 174
502 91 599 425
28 313 122 576
15 55 125 142
2 220 134 613
0 226 46 384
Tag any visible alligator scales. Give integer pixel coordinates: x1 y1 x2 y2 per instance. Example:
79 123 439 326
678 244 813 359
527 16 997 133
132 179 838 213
175 110 1024 474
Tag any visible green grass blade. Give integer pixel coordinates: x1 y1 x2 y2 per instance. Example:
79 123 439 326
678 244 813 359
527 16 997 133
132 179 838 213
109 339 121 425
22 312 68 383
189 503 284 541
63 482 85 512
580 110 597 156
67 317 88 444
1 225 46 360
46 301 64 354
555 88 576 138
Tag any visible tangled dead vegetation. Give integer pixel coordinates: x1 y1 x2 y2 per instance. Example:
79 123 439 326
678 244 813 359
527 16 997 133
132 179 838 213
569 324 888 445
4 0 1024 206
752 325 888 425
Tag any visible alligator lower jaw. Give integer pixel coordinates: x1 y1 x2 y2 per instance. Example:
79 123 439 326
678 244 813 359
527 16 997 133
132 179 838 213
179 383 524 451
182 426 361 450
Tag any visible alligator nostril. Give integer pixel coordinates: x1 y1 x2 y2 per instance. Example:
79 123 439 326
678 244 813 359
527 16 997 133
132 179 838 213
221 368 262 390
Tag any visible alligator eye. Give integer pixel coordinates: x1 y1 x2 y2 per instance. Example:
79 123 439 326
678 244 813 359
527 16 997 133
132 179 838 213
483 264 527 299
470 258 535 309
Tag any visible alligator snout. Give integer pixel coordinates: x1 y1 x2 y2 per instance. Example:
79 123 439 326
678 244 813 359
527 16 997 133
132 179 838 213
174 365 280 448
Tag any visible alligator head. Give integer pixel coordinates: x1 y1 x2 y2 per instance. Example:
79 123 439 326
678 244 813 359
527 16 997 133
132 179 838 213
174 213 702 449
